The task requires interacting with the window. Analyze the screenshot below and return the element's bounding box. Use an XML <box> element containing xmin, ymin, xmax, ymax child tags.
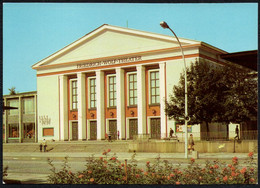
<box><xmin>89</xmin><ymin>78</ymin><xmax>96</xmax><ymax>108</ymax></box>
<box><xmin>23</xmin><ymin>97</ymin><xmax>35</xmax><ymax>114</ymax></box>
<box><xmin>128</xmin><ymin>73</ymin><xmax>137</xmax><ymax>106</ymax></box>
<box><xmin>23</xmin><ymin>123</ymin><xmax>35</xmax><ymax>138</ymax></box>
<box><xmin>71</xmin><ymin>80</ymin><xmax>78</xmax><ymax>110</ymax></box>
<box><xmin>150</xmin><ymin>71</ymin><xmax>160</xmax><ymax>104</ymax></box>
<box><xmin>7</xmin><ymin>99</ymin><xmax>19</xmax><ymax>115</ymax></box>
<box><xmin>9</xmin><ymin>124</ymin><xmax>19</xmax><ymax>138</ymax></box>
<box><xmin>108</xmin><ymin>76</ymin><xmax>116</xmax><ymax>107</ymax></box>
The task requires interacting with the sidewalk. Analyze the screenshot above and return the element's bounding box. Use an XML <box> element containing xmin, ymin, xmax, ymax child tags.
<box><xmin>3</xmin><ymin>150</ymin><xmax>252</xmax><ymax>160</ymax></box>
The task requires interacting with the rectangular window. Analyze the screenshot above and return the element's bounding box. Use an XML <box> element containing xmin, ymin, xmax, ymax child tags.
<box><xmin>89</xmin><ymin>78</ymin><xmax>96</xmax><ymax>108</ymax></box>
<box><xmin>23</xmin><ymin>97</ymin><xmax>35</xmax><ymax>114</ymax></box>
<box><xmin>7</xmin><ymin>99</ymin><xmax>19</xmax><ymax>115</ymax></box>
<box><xmin>9</xmin><ymin>124</ymin><xmax>19</xmax><ymax>138</ymax></box>
<box><xmin>23</xmin><ymin>123</ymin><xmax>35</xmax><ymax>138</ymax></box>
<box><xmin>71</xmin><ymin>80</ymin><xmax>78</xmax><ymax>110</ymax></box>
<box><xmin>108</xmin><ymin>76</ymin><xmax>116</xmax><ymax>107</ymax></box>
<box><xmin>128</xmin><ymin>73</ymin><xmax>137</xmax><ymax>106</ymax></box>
<box><xmin>150</xmin><ymin>71</ymin><xmax>160</xmax><ymax>104</ymax></box>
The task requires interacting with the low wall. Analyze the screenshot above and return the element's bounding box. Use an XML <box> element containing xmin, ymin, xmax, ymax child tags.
<box><xmin>128</xmin><ymin>140</ymin><xmax>258</xmax><ymax>153</ymax></box>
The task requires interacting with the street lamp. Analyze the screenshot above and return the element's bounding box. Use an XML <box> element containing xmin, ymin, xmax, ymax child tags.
<box><xmin>160</xmin><ymin>21</ymin><xmax>189</xmax><ymax>158</ymax></box>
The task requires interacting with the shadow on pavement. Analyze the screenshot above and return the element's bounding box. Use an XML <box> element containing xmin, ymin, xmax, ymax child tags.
<box><xmin>4</xmin><ymin>179</ymin><xmax>48</xmax><ymax>184</ymax></box>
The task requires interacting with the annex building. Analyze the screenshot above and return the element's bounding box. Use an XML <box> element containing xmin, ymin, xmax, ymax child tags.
<box><xmin>31</xmin><ymin>24</ymin><xmax>244</xmax><ymax>142</ymax></box>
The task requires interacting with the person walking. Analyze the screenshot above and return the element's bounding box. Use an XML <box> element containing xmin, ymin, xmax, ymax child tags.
<box><xmin>235</xmin><ymin>125</ymin><xmax>240</xmax><ymax>140</ymax></box>
<box><xmin>188</xmin><ymin>134</ymin><xmax>195</xmax><ymax>154</ymax></box>
<box><xmin>117</xmin><ymin>130</ymin><xmax>120</xmax><ymax>140</ymax></box>
<box><xmin>42</xmin><ymin>139</ymin><xmax>47</xmax><ymax>152</ymax></box>
<box><xmin>108</xmin><ymin>131</ymin><xmax>112</xmax><ymax>142</ymax></box>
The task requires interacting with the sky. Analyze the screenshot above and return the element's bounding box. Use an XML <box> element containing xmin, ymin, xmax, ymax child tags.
<box><xmin>3</xmin><ymin>3</ymin><xmax>258</xmax><ymax>95</ymax></box>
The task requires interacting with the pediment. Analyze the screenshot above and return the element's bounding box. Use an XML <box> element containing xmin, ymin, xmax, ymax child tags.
<box><xmin>32</xmin><ymin>24</ymin><xmax>200</xmax><ymax>69</ymax></box>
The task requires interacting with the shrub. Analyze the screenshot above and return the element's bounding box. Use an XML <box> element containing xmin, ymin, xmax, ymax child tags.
<box><xmin>47</xmin><ymin>151</ymin><xmax>258</xmax><ymax>184</ymax></box>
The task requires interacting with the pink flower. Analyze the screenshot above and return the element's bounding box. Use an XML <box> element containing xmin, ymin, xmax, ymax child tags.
<box><xmin>248</xmin><ymin>152</ymin><xmax>253</xmax><ymax>157</ymax></box>
<box><xmin>78</xmin><ymin>174</ymin><xmax>84</xmax><ymax>178</ymax></box>
<box><xmin>167</xmin><ymin>176</ymin><xmax>170</xmax><ymax>180</ymax></box>
<box><xmin>231</xmin><ymin>171</ymin><xmax>236</xmax><ymax>177</ymax></box>
<box><xmin>107</xmin><ymin>149</ymin><xmax>111</xmax><ymax>152</ymax></box>
<box><xmin>250</xmin><ymin>178</ymin><xmax>255</xmax><ymax>183</ymax></box>
<box><xmin>135</xmin><ymin>174</ymin><xmax>140</xmax><ymax>178</ymax></box>
<box><xmin>240</xmin><ymin>167</ymin><xmax>247</xmax><ymax>174</ymax></box>
<box><xmin>214</xmin><ymin>164</ymin><xmax>219</xmax><ymax>169</ymax></box>
<box><xmin>90</xmin><ymin>178</ymin><xmax>94</xmax><ymax>182</ymax></box>
<box><xmin>231</xmin><ymin>166</ymin><xmax>236</xmax><ymax>171</ymax></box>
<box><xmin>102</xmin><ymin>151</ymin><xmax>107</xmax><ymax>155</ymax></box>
<box><xmin>111</xmin><ymin>157</ymin><xmax>116</xmax><ymax>160</ymax></box>
<box><xmin>100</xmin><ymin>157</ymin><xmax>103</xmax><ymax>160</ymax></box>
<box><xmin>216</xmin><ymin>177</ymin><xmax>220</xmax><ymax>181</ymax></box>
<box><xmin>228</xmin><ymin>164</ymin><xmax>232</xmax><ymax>168</ymax></box>
<box><xmin>144</xmin><ymin>172</ymin><xmax>148</xmax><ymax>176</ymax></box>
<box><xmin>69</xmin><ymin>171</ymin><xmax>72</xmax><ymax>175</ymax></box>
<box><xmin>170</xmin><ymin>173</ymin><xmax>175</xmax><ymax>177</ymax></box>
<box><xmin>209</xmin><ymin>170</ymin><xmax>213</xmax><ymax>174</ymax></box>
<box><xmin>175</xmin><ymin>181</ymin><xmax>181</xmax><ymax>185</ymax></box>
<box><xmin>199</xmin><ymin>176</ymin><xmax>203</xmax><ymax>180</ymax></box>
<box><xmin>190</xmin><ymin>158</ymin><xmax>195</xmax><ymax>163</ymax></box>
<box><xmin>223</xmin><ymin>176</ymin><xmax>228</xmax><ymax>182</ymax></box>
<box><xmin>88</xmin><ymin>170</ymin><xmax>92</xmax><ymax>174</ymax></box>
<box><xmin>121</xmin><ymin>163</ymin><xmax>124</xmax><ymax>167</ymax></box>
<box><xmin>232</xmin><ymin>156</ymin><xmax>238</xmax><ymax>162</ymax></box>
<box><xmin>146</xmin><ymin>161</ymin><xmax>150</xmax><ymax>165</ymax></box>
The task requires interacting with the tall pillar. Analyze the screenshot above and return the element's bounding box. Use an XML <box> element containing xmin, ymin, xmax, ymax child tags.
<box><xmin>137</xmin><ymin>65</ymin><xmax>146</xmax><ymax>136</ymax></box>
<box><xmin>77</xmin><ymin>72</ymin><xmax>86</xmax><ymax>140</ymax></box>
<box><xmin>96</xmin><ymin>70</ymin><xmax>105</xmax><ymax>140</ymax></box>
<box><xmin>4</xmin><ymin>98</ymin><xmax>7</xmax><ymax>143</ymax></box>
<box><xmin>116</xmin><ymin>67</ymin><xmax>125</xmax><ymax>140</ymax></box>
<box><xmin>19</xmin><ymin>96</ymin><xmax>22</xmax><ymax>143</ymax></box>
<box><xmin>159</xmin><ymin>62</ymin><xmax>166</xmax><ymax>138</ymax></box>
<box><xmin>34</xmin><ymin>94</ymin><xmax>38</xmax><ymax>143</ymax></box>
<box><xmin>59</xmin><ymin>75</ymin><xmax>68</xmax><ymax>141</ymax></box>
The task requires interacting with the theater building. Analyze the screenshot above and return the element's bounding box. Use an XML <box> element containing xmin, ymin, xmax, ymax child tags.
<box><xmin>32</xmin><ymin>24</ymin><xmax>234</xmax><ymax>142</ymax></box>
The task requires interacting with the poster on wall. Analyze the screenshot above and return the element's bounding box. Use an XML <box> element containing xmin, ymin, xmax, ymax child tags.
<box><xmin>176</xmin><ymin>124</ymin><xmax>192</xmax><ymax>133</ymax></box>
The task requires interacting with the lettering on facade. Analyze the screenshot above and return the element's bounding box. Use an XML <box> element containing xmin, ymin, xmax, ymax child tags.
<box><xmin>39</xmin><ymin>115</ymin><xmax>51</xmax><ymax>125</ymax></box>
<box><xmin>77</xmin><ymin>56</ymin><xmax>142</xmax><ymax>69</ymax></box>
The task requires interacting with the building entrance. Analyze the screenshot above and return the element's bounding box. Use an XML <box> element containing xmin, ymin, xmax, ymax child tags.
<box><xmin>90</xmin><ymin>121</ymin><xmax>97</xmax><ymax>140</ymax></box>
<box><xmin>150</xmin><ymin>118</ymin><xmax>161</xmax><ymax>139</ymax></box>
<box><xmin>109</xmin><ymin>120</ymin><xmax>117</xmax><ymax>140</ymax></box>
<box><xmin>72</xmin><ymin>122</ymin><xmax>78</xmax><ymax>141</ymax></box>
<box><xmin>129</xmin><ymin>119</ymin><xmax>138</xmax><ymax>139</ymax></box>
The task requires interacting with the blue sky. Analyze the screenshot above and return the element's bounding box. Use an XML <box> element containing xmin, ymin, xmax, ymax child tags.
<box><xmin>3</xmin><ymin>3</ymin><xmax>258</xmax><ymax>95</ymax></box>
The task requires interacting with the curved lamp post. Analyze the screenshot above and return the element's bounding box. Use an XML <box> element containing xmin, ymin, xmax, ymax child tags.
<box><xmin>160</xmin><ymin>21</ymin><xmax>189</xmax><ymax>158</ymax></box>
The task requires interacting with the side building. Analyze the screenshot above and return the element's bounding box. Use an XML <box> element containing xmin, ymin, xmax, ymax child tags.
<box><xmin>3</xmin><ymin>91</ymin><xmax>37</xmax><ymax>143</ymax></box>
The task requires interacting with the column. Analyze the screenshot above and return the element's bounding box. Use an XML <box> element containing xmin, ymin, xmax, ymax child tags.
<box><xmin>34</xmin><ymin>94</ymin><xmax>38</xmax><ymax>142</ymax></box>
<box><xmin>159</xmin><ymin>62</ymin><xmax>166</xmax><ymax>138</ymax></box>
<box><xmin>116</xmin><ymin>67</ymin><xmax>125</xmax><ymax>140</ymax></box>
<box><xmin>4</xmin><ymin>98</ymin><xmax>7</xmax><ymax>143</ymax></box>
<box><xmin>96</xmin><ymin>70</ymin><xmax>105</xmax><ymax>140</ymax></box>
<box><xmin>19</xmin><ymin>96</ymin><xmax>22</xmax><ymax>143</ymax></box>
<box><xmin>137</xmin><ymin>65</ymin><xmax>146</xmax><ymax>136</ymax></box>
<box><xmin>59</xmin><ymin>75</ymin><xmax>69</xmax><ymax>141</ymax></box>
<box><xmin>77</xmin><ymin>72</ymin><xmax>86</xmax><ymax>141</ymax></box>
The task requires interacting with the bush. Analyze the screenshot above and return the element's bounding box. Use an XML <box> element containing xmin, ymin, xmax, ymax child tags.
<box><xmin>47</xmin><ymin>150</ymin><xmax>258</xmax><ymax>184</ymax></box>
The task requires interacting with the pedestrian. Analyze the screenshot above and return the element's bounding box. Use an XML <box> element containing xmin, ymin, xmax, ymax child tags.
<box><xmin>235</xmin><ymin>125</ymin><xmax>239</xmax><ymax>140</ymax></box>
<box><xmin>117</xmin><ymin>130</ymin><xmax>120</xmax><ymax>140</ymax></box>
<box><xmin>105</xmin><ymin>133</ymin><xmax>108</xmax><ymax>141</ymax></box>
<box><xmin>39</xmin><ymin>143</ymin><xmax>43</xmax><ymax>152</ymax></box>
<box><xmin>43</xmin><ymin>139</ymin><xmax>47</xmax><ymax>152</ymax></box>
<box><xmin>169</xmin><ymin>128</ymin><xmax>174</xmax><ymax>138</ymax></box>
<box><xmin>188</xmin><ymin>134</ymin><xmax>195</xmax><ymax>154</ymax></box>
<box><xmin>108</xmin><ymin>131</ymin><xmax>112</xmax><ymax>142</ymax></box>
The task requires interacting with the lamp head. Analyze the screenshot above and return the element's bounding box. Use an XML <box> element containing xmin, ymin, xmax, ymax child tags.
<box><xmin>160</xmin><ymin>21</ymin><xmax>169</xmax><ymax>29</ymax></box>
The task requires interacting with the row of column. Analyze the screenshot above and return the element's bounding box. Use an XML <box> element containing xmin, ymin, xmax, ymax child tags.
<box><xmin>59</xmin><ymin>63</ymin><xmax>166</xmax><ymax>141</ymax></box>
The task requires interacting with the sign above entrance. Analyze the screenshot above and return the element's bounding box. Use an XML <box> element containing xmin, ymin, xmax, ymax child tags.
<box><xmin>77</xmin><ymin>56</ymin><xmax>142</xmax><ymax>69</ymax></box>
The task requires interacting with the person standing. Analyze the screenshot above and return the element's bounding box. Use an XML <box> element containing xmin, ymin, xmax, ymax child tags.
<box><xmin>43</xmin><ymin>139</ymin><xmax>47</xmax><ymax>152</ymax></box>
<box><xmin>117</xmin><ymin>130</ymin><xmax>120</xmax><ymax>140</ymax></box>
<box><xmin>235</xmin><ymin>125</ymin><xmax>239</xmax><ymax>140</ymax></box>
<box><xmin>188</xmin><ymin>134</ymin><xmax>195</xmax><ymax>154</ymax></box>
<box><xmin>169</xmin><ymin>128</ymin><xmax>174</xmax><ymax>138</ymax></box>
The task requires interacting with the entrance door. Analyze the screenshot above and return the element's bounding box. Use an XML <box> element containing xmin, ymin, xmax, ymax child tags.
<box><xmin>151</xmin><ymin>118</ymin><xmax>161</xmax><ymax>139</ymax></box>
<box><xmin>90</xmin><ymin>121</ymin><xmax>97</xmax><ymax>140</ymax></box>
<box><xmin>109</xmin><ymin>120</ymin><xmax>117</xmax><ymax>140</ymax></box>
<box><xmin>72</xmin><ymin>122</ymin><xmax>78</xmax><ymax>141</ymax></box>
<box><xmin>129</xmin><ymin>119</ymin><xmax>138</xmax><ymax>139</ymax></box>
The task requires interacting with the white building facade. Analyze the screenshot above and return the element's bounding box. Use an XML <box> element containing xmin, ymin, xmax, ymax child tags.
<box><xmin>32</xmin><ymin>24</ymin><xmax>232</xmax><ymax>142</ymax></box>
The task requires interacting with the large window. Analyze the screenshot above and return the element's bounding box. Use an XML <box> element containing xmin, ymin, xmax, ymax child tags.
<box><xmin>71</xmin><ymin>80</ymin><xmax>78</xmax><ymax>110</ymax></box>
<box><xmin>150</xmin><ymin>71</ymin><xmax>160</xmax><ymax>104</ymax></box>
<box><xmin>9</xmin><ymin>124</ymin><xmax>19</xmax><ymax>138</ymax></box>
<box><xmin>7</xmin><ymin>99</ymin><xmax>19</xmax><ymax>115</ymax></box>
<box><xmin>128</xmin><ymin>73</ymin><xmax>137</xmax><ymax>106</ymax></box>
<box><xmin>108</xmin><ymin>76</ymin><xmax>116</xmax><ymax>107</ymax></box>
<box><xmin>23</xmin><ymin>123</ymin><xmax>35</xmax><ymax>139</ymax></box>
<box><xmin>89</xmin><ymin>78</ymin><xmax>96</xmax><ymax>108</ymax></box>
<box><xmin>23</xmin><ymin>97</ymin><xmax>35</xmax><ymax>114</ymax></box>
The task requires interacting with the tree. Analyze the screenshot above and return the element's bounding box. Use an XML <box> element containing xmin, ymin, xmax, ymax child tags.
<box><xmin>8</xmin><ymin>87</ymin><xmax>17</xmax><ymax>95</ymax></box>
<box><xmin>165</xmin><ymin>60</ymin><xmax>257</xmax><ymax>140</ymax></box>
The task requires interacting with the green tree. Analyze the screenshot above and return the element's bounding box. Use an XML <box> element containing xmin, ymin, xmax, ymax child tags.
<box><xmin>165</xmin><ymin>60</ymin><xmax>257</xmax><ymax>139</ymax></box>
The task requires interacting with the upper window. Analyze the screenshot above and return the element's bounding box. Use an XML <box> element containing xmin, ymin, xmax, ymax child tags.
<box><xmin>23</xmin><ymin>97</ymin><xmax>35</xmax><ymax>114</ymax></box>
<box><xmin>128</xmin><ymin>73</ymin><xmax>137</xmax><ymax>106</ymax></box>
<box><xmin>71</xmin><ymin>79</ymin><xmax>78</xmax><ymax>110</ymax></box>
<box><xmin>108</xmin><ymin>75</ymin><xmax>116</xmax><ymax>107</ymax></box>
<box><xmin>150</xmin><ymin>71</ymin><xmax>160</xmax><ymax>104</ymax></box>
<box><xmin>7</xmin><ymin>99</ymin><xmax>19</xmax><ymax>115</ymax></box>
<box><xmin>89</xmin><ymin>78</ymin><xmax>96</xmax><ymax>108</ymax></box>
